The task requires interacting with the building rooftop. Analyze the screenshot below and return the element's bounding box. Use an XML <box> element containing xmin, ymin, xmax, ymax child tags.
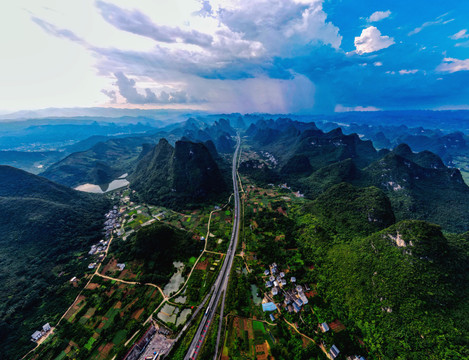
<box><xmin>262</xmin><ymin>302</ymin><xmax>277</xmax><ymax>312</ymax></box>
<box><xmin>330</xmin><ymin>345</ymin><xmax>340</xmax><ymax>359</ymax></box>
<box><xmin>31</xmin><ymin>331</ymin><xmax>42</xmax><ymax>341</ymax></box>
<box><xmin>320</xmin><ymin>322</ymin><xmax>330</xmax><ymax>332</ymax></box>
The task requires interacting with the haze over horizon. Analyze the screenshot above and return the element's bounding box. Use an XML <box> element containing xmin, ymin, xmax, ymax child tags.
<box><xmin>1</xmin><ymin>0</ymin><xmax>469</xmax><ymax>114</ymax></box>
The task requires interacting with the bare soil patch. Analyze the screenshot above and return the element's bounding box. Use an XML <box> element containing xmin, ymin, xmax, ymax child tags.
<box><xmin>86</xmin><ymin>283</ymin><xmax>99</xmax><ymax>290</ymax></box>
<box><xmin>132</xmin><ymin>308</ymin><xmax>144</xmax><ymax>320</ymax></box>
<box><xmin>99</xmin><ymin>343</ymin><xmax>114</xmax><ymax>359</ymax></box>
<box><xmin>329</xmin><ymin>319</ymin><xmax>346</xmax><ymax>333</ymax></box>
<box><xmin>196</xmin><ymin>259</ymin><xmax>208</xmax><ymax>271</ymax></box>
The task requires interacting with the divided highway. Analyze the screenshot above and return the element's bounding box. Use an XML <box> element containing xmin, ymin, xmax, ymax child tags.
<box><xmin>184</xmin><ymin>135</ymin><xmax>241</xmax><ymax>360</ymax></box>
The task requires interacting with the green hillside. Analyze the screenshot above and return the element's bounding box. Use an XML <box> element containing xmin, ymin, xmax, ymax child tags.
<box><xmin>130</xmin><ymin>139</ymin><xmax>229</xmax><ymax>209</ymax></box>
<box><xmin>41</xmin><ymin>136</ymin><xmax>164</xmax><ymax>187</ymax></box>
<box><xmin>361</xmin><ymin>151</ymin><xmax>469</xmax><ymax>232</ymax></box>
<box><xmin>310</xmin><ymin>183</ymin><xmax>396</xmax><ymax>240</ymax></box>
<box><xmin>0</xmin><ymin>166</ymin><xmax>109</xmax><ymax>359</ymax></box>
<box><xmin>298</xmin><ymin>220</ymin><xmax>469</xmax><ymax>359</ymax></box>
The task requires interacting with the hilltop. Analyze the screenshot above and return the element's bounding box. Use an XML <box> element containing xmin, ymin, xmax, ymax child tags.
<box><xmin>130</xmin><ymin>139</ymin><xmax>229</xmax><ymax>209</ymax></box>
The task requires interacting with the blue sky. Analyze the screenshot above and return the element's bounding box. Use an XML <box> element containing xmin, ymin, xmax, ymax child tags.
<box><xmin>1</xmin><ymin>0</ymin><xmax>468</xmax><ymax>113</ymax></box>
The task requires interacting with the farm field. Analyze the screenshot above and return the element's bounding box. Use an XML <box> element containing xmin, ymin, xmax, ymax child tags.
<box><xmin>29</xmin><ymin>277</ymin><xmax>163</xmax><ymax>360</ymax></box>
<box><xmin>223</xmin><ymin>317</ymin><xmax>275</xmax><ymax>359</ymax></box>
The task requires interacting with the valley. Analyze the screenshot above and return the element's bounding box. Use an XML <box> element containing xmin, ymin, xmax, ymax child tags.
<box><xmin>1</xmin><ymin>113</ymin><xmax>468</xmax><ymax>360</ymax></box>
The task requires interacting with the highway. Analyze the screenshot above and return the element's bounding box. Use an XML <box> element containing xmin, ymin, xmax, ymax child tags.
<box><xmin>184</xmin><ymin>135</ymin><xmax>241</xmax><ymax>360</ymax></box>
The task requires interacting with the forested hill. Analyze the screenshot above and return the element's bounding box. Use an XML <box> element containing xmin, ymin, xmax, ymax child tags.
<box><xmin>243</xmin><ymin>118</ymin><xmax>469</xmax><ymax>232</ymax></box>
<box><xmin>130</xmin><ymin>138</ymin><xmax>229</xmax><ymax>209</ymax></box>
<box><xmin>41</xmin><ymin>135</ymin><xmax>166</xmax><ymax>187</ymax></box>
<box><xmin>299</xmin><ymin>218</ymin><xmax>469</xmax><ymax>359</ymax></box>
<box><xmin>0</xmin><ymin>166</ymin><xmax>110</xmax><ymax>358</ymax></box>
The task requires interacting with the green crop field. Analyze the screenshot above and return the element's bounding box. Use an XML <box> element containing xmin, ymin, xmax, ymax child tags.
<box><xmin>84</xmin><ymin>337</ymin><xmax>97</xmax><ymax>351</ymax></box>
<box><xmin>112</xmin><ymin>330</ymin><xmax>127</xmax><ymax>345</ymax></box>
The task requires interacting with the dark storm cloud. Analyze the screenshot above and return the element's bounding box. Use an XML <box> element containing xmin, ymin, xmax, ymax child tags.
<box><xmin>96</xmin><ymin>1</ymin><xmax>213</xmax><ymax>47</ymax></box>
<box><xmin>114</xmin><ymin>72</ymin><xmax>205</xmax><ymax>104</ymax></box>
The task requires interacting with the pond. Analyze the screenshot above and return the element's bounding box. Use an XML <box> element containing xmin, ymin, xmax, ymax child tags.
<box><xmin>75</xmin><ymin>174</ymin><xmax>129</xmax><ymax>193</ymax></box>
<box><xmin>157</xmin><ymin>304</ymin><xmax>177</xmax><ymax>324</ymax></box>
<box><xmin>163</xmin><ymin>262</ymin><xmax>185</xmax><ymax>296</ymax></box>
<box><xmin>174</xmin><ymin>296</ymin><xmax>187</xmax><ymax>304</ymax></box>
<box><xmin>251</xmin><ymin>284</ymin><xmax>262</xmax><ymax>305</ymax></box>
<box><xmin>175</xmin><ymin>308</ymin><xmax>191</xmax><ymax>327</ymax></box>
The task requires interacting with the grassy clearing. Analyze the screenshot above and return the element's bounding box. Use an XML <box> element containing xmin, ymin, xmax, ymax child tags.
<box><xmin>84</xmin><ymin>337</ymin><xmax>97</xmax><ymax>351</ymax></box>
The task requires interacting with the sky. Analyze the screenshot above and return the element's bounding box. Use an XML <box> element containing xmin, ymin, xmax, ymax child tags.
<box><xmin>1</xmin><ymin>0</ymin><xmax>469</xmax><ymax>114</ymax></box>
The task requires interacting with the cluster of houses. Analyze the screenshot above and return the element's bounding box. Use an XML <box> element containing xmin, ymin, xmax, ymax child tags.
<box><xmin>264</xmin><ymin>263</ymin><xmax>310</xmax><ymax>313</ymax></box>
<box><xmin>88</xmin><ymin>239</ymin><xmax>110</xmax><ymax>269</ymax></box>
<box><xmin>283</xmin><ymin>285</ymin><xmax>309</xmax><ymax>313</ymax></box>
<box><xmin>262</xmin><ymin>263</ymin><xmax>367</xmax><ymax>360</ymax></box>
<box><xmin>104</xmin><ymin>206</ymin><xmax>121</xmax><ymax>238</ymax></box>
<box><xmin>260</xmin><ymin>151</ymin><xmax>278</xmax><ymax>166</ymax></box>
<box><xmin>87</xmin><ymin>206</ymin><xmax>124</xmax><ymax>269</ymax></box>
<box><xmin>31</xmin><ymin>323</ymin><xmax>51</xmax><ymax>342</ymax></box>
<box><xmin>88</xmin><ymin>239</ymin><xmax>109</xmax><ymax>256</ymax></box>
<box><xmin>264</xmin><ymin>263</ymin><xmax>293</xmax><ymax>293</ymax></box>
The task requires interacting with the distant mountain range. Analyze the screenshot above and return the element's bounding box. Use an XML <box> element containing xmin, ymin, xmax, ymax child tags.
<box><xmin>0</xmin><ymin>107</ymin><xmax>206</xmax><ymax>121</ymax></box>
<box><xmin>242</xmin><ymin>118</ymin><xmax>469</xmax><ymax>232</ymax></box>
<box><xmin>39</xmin><ymin>119</ymin><xmax>237</xmax><ymax>188</ymax></box>
<box><xmin>2</xmin><ymin>111</ymin><xmax>465</xmax><ymax>232</ymax></box>
<box><xmin>26</xmin><ymin>113</ymin><xmax>469</xmax><ymax>232</ymax></box>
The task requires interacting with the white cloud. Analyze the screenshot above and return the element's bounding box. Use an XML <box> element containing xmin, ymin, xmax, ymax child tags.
<box><xmin>211</xmin><ymin>0</ymin><xmax>343</xmax><ymax>54</ymax></box>
<box><xmin>450</xmin><ymin>29</ymin><xmax>469</xmax><ymax>40</ymax></box>
<box><xmin>437</xmin><ymin>58</ymin><xmax>469</xmax><ymax>73</ymax></box>
<box><xmin>354</xmin><ymin>26</ymin><xmax>395</xmax><ymax>55</ymax></box>
<box><xmin>0</xmin><ymin>0</ymin><xmax>343</xmax><ymax>111</ymax></box>
<box><xmin>0</xmin><ymin>1</ymin><xmax>112</xmax><ymax>111</ymax></box>
<box><xmin>335</xmin><ymin>104</ymin><xmax>380</xmax><ymax>112</ymax></box>
<box><xmin>408</xmin><ymin>14</ymin><xmax>454</xmax><ymax>36</ymax></box>
<box><xmin>399</xmin><ymin>69</ymin><xmax>419</xmax><ymax>75</ymax></box>
<box><xmin>367</xmin><ymin>10</ymin><xmax>391</xmax><ymax>23</ymax></box>
<box><xmin>373</xmin><ymin>61</ymin><xmax>383</xmax><ymax>66</ymax></box>
<box><xmin>455</xmin><ymin>40</ymin><xmax>469</xmax><ymax>48</ymax></box>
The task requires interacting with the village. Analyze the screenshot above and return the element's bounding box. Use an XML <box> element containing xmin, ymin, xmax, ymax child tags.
<box><xmin>28</xmin><ymin>162</ymin><xmax>370</xmax><ymax>359</ymax></box>
<box><xmin>258</xmin><ymin>262</ymin><xmax>366</xmax><ymax>360</ymax></box>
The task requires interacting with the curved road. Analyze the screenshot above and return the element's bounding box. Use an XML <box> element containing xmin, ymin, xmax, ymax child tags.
<box><xmin>184</xmin><ymin>135</ymin><xmax>241</xmax><ymax>360</ymax></box>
